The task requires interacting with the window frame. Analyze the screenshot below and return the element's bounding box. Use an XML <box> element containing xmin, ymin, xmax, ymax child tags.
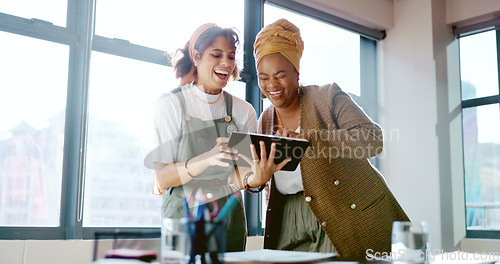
<box><xmin>460</xmin><ymin>29</ymin><xmax>500</xmax><ymax>239</ymax></box>
<box><xmin>253</xmin><ymin>0</ymin><xmax>380</xmax><ymax>235</ymax></box>
<box><xmin>0</xmin><ymin>0</ymin><xmax>379</xmax><ymax>239</ymax></box>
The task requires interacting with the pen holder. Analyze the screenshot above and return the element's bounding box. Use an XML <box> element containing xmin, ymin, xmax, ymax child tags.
<box><xmin>189</xmin><ymin>219</ymin><xmax>227</xmax><ymax>264</ymax></box>
<box><xmin>161</xmin><ymin>217</ymin><xmax>227</xmax><ymax>264</ymax></box>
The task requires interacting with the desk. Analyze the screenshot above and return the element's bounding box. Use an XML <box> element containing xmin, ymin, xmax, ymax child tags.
<box><xmin>92</xmin><ymin>256</ymin><xmax>397</xmax><ymax>264</ymax></box>
<box><xmin>93</xmin><ymin>250</ymin><xmax>500</xmax><ymax>264</ymax></box>
<box><xmin>92</xmin><ymin>259</ymin><xmax>384</xmax><ymax>264</ymax></box>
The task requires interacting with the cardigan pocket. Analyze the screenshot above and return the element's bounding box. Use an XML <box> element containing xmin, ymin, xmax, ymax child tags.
<box><xmin>361</xmin><ymin>193</ymin><xmax>386</xmax><ymax>212</ymax></box>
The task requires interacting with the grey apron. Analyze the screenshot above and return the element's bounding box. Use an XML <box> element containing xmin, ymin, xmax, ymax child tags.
<box><xmin>161</xmin><ymin>86</ymin><xmax>247</xmax><ymax>252</ymax></box>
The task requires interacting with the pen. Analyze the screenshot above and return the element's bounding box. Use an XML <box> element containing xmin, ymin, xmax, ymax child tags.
<box><xmin>182</xmin><ymin>195</ymin><xmax>191</xmax><ymax>220</ymax></box>
<box><xmin>206</xmin><ymin>191</ymin><xmax>242</xmax><ymax>238</ymax></box>
<box><xmin>189</xmin><ymin>190</ymin><xmax>208</xmax><ymax>264</ymax></box>
<box><xmin>194</xmin><ymin>204</ymin><xmax>207</xmax><ymax>264</ymax></box>
<box><xmin>208</xmin><ymin>201</ymin><xmax>219</xmax><ymax>220</ymax></box>
<box><xmin>213</xmin><ymin>191</ymin><xmax>241</xmax><ymax>223</ymax></box>
<box><xmin>191</xmin><ymin>189</ymin><xmax>203</xmax><ymax>221</ymax></box>
<box><xmin>181</xmin><ymin>194</ymin><xmax>194</xmax><ymax>262</ymax></box>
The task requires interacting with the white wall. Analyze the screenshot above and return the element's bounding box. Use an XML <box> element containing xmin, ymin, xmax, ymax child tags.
<box><xmin>431</xmin><ymin>0</ymin><xmax>467</xmax><ymax>251</ymax></box>
<box><xmin>378</xmin><ymin>0</ymin><xmax>443</xmax><ymax>250</ymax></box>
<box><xmin>0</xmin><ymin>240</ymin><xmax>93</xmax><ymax>264</ymax></box>
<box><xmin>0</xmin><ymin>237</ymin><xmax>264</xmax><ymax>264</ymax></box>
<box><xmin>294</xmin><ymin>0</ymin><xmax>500</xmax><ymax>30</ymax></box>
<box><xmin>446</xmin><ymin>0</ymin><xmax>500</xmax><ymax>25</ymax></box>
<box><xmin>292</xmin><ymin>0</ymin><xmax>394</xmax><ymax>30</ymax></box>
<box><xmin>378</xmin><ymin>0</ymin><xmax>500</xmax><ymax>253</ymax></box>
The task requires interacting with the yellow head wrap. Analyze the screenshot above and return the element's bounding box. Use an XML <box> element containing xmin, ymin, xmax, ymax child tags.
<box><xmin>254</xmin><ymin>18</ymin><xmax>304</xmax><ymax>73</ymax></box>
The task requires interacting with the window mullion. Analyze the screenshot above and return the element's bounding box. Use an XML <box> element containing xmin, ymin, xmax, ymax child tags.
<box><xmin>0</xmin><ymin>12</ymin><xmax>75</xmax><ymax>45</ymax></box>
<box><xmin>360</xmin><ymin>36</ymin><xmax>378</xmax><ymax>122</ymax></box>
<box><xmin>0</xmin><ymin>227</ymin><xmax>65</xmax><ymax>240</ymax></box>
<box><xmin>497</xmin><ymin>29</ymin><xmax>500</xmax><ymax>97</ymax></box>
<box><xmin>462</xmin><ymin>95</ymin><xmax>500</xmax><ymax>108</ymax></box>
<box><xmin>61</xmin><ymin>0</ymin><xmax>95</xmax><ymax>239</ymax></box>
<box><xmin>243</xmin><ymin>0</ymin><xmax>264</xmax><ymax>236</ymax></box>
<box><xmin>92</xmin><ymin>35</ymin><xmax>170</xmax><ymax>66</ymax></box>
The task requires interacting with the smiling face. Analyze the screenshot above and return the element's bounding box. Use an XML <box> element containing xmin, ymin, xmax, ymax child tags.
<box><xmin>257</xmin><ymin>53</ymin><xmax>300</xmax><ymax>109</ymax></box>
<box><xmin>193</xmin><ymin>36</ymin><xmax>236</xmax><ymax>93</ymax></box>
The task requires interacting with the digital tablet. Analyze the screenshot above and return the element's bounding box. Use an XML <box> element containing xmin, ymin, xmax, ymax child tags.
<box><xmin>227</xmin><ymin>131</ymin><xmax>310</xmax><ymax>171</ymax></box>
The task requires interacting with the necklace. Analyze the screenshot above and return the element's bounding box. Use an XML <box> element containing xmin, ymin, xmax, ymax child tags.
<box><xmin>275</xmin><ymin>108</ymin><xmax>300</xmax><ymax>131</ymax></box>
<box><xmin>193</xmin><ymin>89</ymin><xmax>222</xmax><ymax>104</ymax></box>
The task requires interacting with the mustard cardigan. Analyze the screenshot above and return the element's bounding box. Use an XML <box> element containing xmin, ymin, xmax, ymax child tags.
<box><xmin>259</xmin><ymin>83</ymin><xmax>410</xmax><ymax>258</ymax></box>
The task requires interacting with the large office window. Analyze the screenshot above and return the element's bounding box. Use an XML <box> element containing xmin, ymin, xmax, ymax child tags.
<box><xmin>0</xmin><ymin>0</ymin><xmax>246</xmax><ymax>238</ymax></box>
<box><xmin>262</xmin><ymin>3</ymin><xmax>361</xmax><ymax>112</ymax></box>
<box><xmin>265</xmin><ymin>4</ymin><xmax>360</xmax><ymax>94</ymax></box>
<box><xmin>0</xmin><ymin>0</ymin><xmax>67</xmax><ymax>27</ymax></box>
<box><xmin>0</xmin><ymin>31</ymin><xmax>68</xmax><ymax>227</ymax></box>
<box><xmin>83</xmin><ymin>0</ymin><xmax>245</xmax><ymax>228</ymax></box>
<box><xmin>459</xmin><ymin>30</ymin><xmax>500</xmax><ymax>237</ymax></box>
<box><xmin>0</xmin><ymin>0</ymin><xmax>379</xmax><ymax>239</ymax></box>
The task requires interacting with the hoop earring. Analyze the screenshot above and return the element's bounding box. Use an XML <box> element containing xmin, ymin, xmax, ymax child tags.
<box><xmin>297</xmin><ymin>85</ymin><xmax>303</xmax><ymax>96</ymax></box>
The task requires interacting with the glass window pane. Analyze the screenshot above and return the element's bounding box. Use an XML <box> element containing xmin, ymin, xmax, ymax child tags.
<box><xmin>84</xmin><ymin>52</ymin><xmax>173</xmax><ymax>227</ymax></box>
<box><xmin>94</xmin><ymin>0</ymin><xmax>245</xmax><ymax>69</ymax></box>
<box><xmin>264</xmin><ymin>4</ymin><xmax>360</xmax><ymax>96</ymax></box>
<box><xmin>460</xmin><ymin>30</ymin><xmax>499</xmax><ymax>100</ymax></box>
<box><xmin>0</xmin><ymin>32</ymin><xmax>68</xmax><ymax>226</ymax></box>
<box><xmin>463</xmin><ymin>104</ymin><xmax>500</xmax><ymax>229</ymax></box>
<box><xmin>223</xmin><ymin>80</ymin><xmax>246</xmax><ymax>101</ymax></box>
<box><xmin>0</xmin><ymin>0</ymin><xmax>67</xmax><ymax>27</ymax></box>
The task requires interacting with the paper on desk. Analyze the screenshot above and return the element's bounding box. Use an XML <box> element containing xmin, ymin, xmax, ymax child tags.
<box><xmin>223</xmin><ymin>249</ymin><xmax>338</xmax><ymax>263</ymax></box>
<box><xmin>321</xmin><ymin>261</ymin><xmax>359</xmax><ymax>264</ymax></box>
<box><xmin>93</xmin><ymin>259</ymin><xmax>148</xmax><ymax>264</ymax></box>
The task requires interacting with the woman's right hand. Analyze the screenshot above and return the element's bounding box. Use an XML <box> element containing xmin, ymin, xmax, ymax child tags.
<box><xmin>199</xmin><ymin>137</ymin><xmax>239</xmax><ymax>168</ymax></box>
<box><xmin>155</xmin><ymin>137</ymin><xmax>238</xmax><ymax>190</ymax></box>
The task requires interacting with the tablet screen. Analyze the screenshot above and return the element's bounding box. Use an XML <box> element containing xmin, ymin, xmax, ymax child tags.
<box><xmin>228</xmin><ymin>132</ymin><xmax>310</xmax><ymax>171</ymax></box>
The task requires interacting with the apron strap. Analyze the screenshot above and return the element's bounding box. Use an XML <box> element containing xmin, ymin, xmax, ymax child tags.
<box><xmin>172</xmin><ymin>86</ymin><xmax>187</xmax><ymax>117</ymax></box>
<box><xmin>171</xmin><ymin>86</ymin><xmax>190</xmax><ymax>154</ymax></box>
<box><xmin>223</xmin><ymin>90</ymin><xmax>233</xmax><ymax>117</ymax></box>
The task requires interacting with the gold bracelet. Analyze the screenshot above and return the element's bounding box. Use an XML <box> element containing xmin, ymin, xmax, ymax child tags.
<box><xmin>184</xmin><ymin>157</ymin><xmax>196</xmax><ymax>178</ymax></box>
<box><xmin>243</xmin><ymin>171</ymin><xmax>265</xmax><ymax>193</ymax></box>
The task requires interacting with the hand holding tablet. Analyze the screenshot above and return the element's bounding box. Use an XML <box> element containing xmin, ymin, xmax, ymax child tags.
<box><xmin>227</xmin><ymin>132</ymin><xmax>310</xmax><ymax>171</ymax></box>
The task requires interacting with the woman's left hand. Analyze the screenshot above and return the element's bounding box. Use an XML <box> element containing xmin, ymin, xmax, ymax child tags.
<box><xmin>237</xmin><ymin>141</ymin><xmax>291</xmax><ymax>188</ymax></box>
